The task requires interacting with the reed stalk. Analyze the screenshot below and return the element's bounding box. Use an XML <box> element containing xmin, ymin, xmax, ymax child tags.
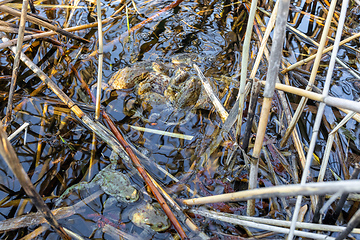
<box><xmin>260</xmin><ymin>81</ymin><xmax>360</xmax><ymax>113</ymax></box>
<box><xmin>190</xmin><ymin>209</ymin><xmax>335</xmax><ymax>239</ymax></box>
<box><xmin>247</xmin><ymin>0</ymin><xmax>290</xmax><ymax>216</ymax></box>
<box><xmin>318</xmin><ymin>108</ymin><xmax>359</xmax><ymax>182</ymax></box>
<box><xmin>182</xmin><ymin>180</ymin><xmax>360</xmax><ymax>205</ymax></box>
<box><xmin>191</xmin><ymin>208</ymin><xmax>360</xmax><ymax>237</ymax></box>
<box><xmin>194</xmin><ymin>64</ymin><xmax>228</xmax><ymax>122</ymax></box>
<box><xmin>95</xmin><ymin>0</ymin><xmax>103</xmax><ymax>120</ymax></box>
<box><xmin>235</xmin><ymin>0</ymin><xmax>258</xmax><ymax>139</ymax></box>
<box><xmin>280</xmin><ymin>0</ymin><xmax>337</xmax><ymax>148</ymax></box>
<box><xmin>242</xmin><ymin>0</ymin><xmax>278</xmax><ymax>152</ymax></box>
<box><xmin>287</xmin><ymin>1</ymin><xmax>349</xmax><ymax>238</ymax></box>
<box><xmin>251</xmin><ymin>3</ymin><xmax>307</xmax><ymax>170</ymax></box>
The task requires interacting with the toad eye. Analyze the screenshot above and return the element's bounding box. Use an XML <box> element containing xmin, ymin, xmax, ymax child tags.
<box><xmin>125</xmin><ymin>196</ymin><xmax>131</xmax><ymax>200</ymax></box>
<box><xmin>157</xmin><ymin>223</ymin><xmax>163</xmax><ymax>228</ymax></box>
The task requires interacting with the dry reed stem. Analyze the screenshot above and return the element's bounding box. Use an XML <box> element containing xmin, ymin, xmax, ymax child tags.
<box><xmin>251</xmin><ymin>3</ymin><xmax>307</xmax><ymax>170</ymax></box>
<box><xmin>0</xmin><ymin>25</ymin><xmax>35</xmax><ymax>34</ymax></box>
<box><xmin>280</xmin><ymin>0</ymin><xmax>337</xmax><ymax>149</ymax></box>
<box><xmin>240</xmin><ymin>1</ymin><xmax>277</xmax><ymax>151</ymax></box>
<box><xmin>235</xmin><ymin>0</ymin><xmax>259</xmax><ymax>139</ymax></box>
<box><xmin>95</xmin><ymin>0</ymin><xmax>103</xmax><ymax>120</ymax></box>
<box><xmin>260</xmin><ymin>81</ymin><xmax>360</xmax><ymax>113</ymax></box>
<box><xmin>193</xmin><ymin>64</ymin><xmax>228</xmax><ymax>122</ymax></box>
<box><xmin>247</xmin><ymin>97</ymin><xmax>271</xmax><ymax>216</ymax></box>
<box><xmin>248</xmin><ymin>0</ymin><xmax>290</xmax><ymax>216</ymax></box>
<box><xmin>182</xmin><ymin>180</ymin><xmax>360</xmax><ymax>205</ymax></box>
<box><xmin>290</xmin><ymin>71</ymin><xmax>360</xmax><ymax>123</ymax></box>
<box><xmin>190</xmin><ymin>209</ymin><xmax>335</xmax><ymax>239</ymax></box>
<box><xmin>193</xmin><ymin>209</ymin><xmax>360</xmax><ymax>234</ymax></box>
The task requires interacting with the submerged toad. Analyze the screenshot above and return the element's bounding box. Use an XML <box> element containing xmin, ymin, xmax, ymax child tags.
<box><xmin>129</xmin><ymin>202</ymin><xmax>171</xmax><ymax>232</ymax></box>
<box><xmin>56</xmin><ymin>163</ymin><xmax>170</xmax><ymax>233</ymax></box>
<box><xmin>56</xmin><ymin>164</ymin><xmax>139</xmax><ymax>205</ymax></box>
<box><xmin>108</xmin><ymin>58</ymin><xmax>202</xmax><ymax>119</ymax></box>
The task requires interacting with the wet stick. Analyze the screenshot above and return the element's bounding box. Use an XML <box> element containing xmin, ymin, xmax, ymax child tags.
<box><xmin>247</xmin><ymin>0</ymin><xmax>290</xmax><ymax>216</ymax></box>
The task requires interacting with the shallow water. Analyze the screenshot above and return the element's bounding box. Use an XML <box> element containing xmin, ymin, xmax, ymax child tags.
<box><xmin>0</xmin><ymin>0</ymin><xmax>360</xmax><ymax>239</ymax></box>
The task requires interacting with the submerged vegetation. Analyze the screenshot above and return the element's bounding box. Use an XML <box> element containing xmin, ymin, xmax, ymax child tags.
<box><xmin>1</xmin><ymin>0</ymin><xmax>360</xmax><ymax>239</ymax></box>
